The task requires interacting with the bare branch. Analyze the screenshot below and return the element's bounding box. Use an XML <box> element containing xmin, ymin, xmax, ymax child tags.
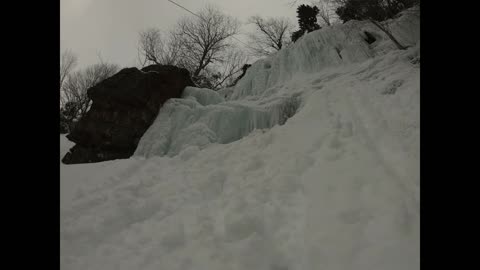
<box><xmin>61</xmin><ymin>62</ymin><xmax>120</xmax><ymax>120</ymax></box>
<box><xmin>60</xmin><ymin>50</ymin><xmax>78</xmax><ymax>92</ymax></box>
<box><xmin>138</xmin><ymin>28</ymin><xmax>164</xmax><ymax>65</ymax></box>
<box><xmin>173</xmin><ymin>4</ymin><xmax>240</xmax><ymax>77</ymax></box>
<box><xmin>210</xmin><ymin>49</ymin><xmax>249</xmax><ymax>89</ymax></box>
<box><xmin>247</xmin><ymin>15</ymin><xmax>294</xmax><ymax>57</ymax></box>
<box><xmin>311</xmin><ymin>0</ymin><xmax>340</xmax><ymax>26</ymax></box>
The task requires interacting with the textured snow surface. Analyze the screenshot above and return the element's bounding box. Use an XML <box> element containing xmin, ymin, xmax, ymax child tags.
<box><xmin>61</xmin><ymin>10</ymin><xmax>420</xmax><ymax>270</ymax></box>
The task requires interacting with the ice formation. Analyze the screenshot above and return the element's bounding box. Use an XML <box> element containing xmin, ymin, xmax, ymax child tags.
<box><xmin>135</xmin><ymin>9</ymin><xmax>419</xmax><ymax>158</ymax></box>
<box><xmin>135</xmin><ymin>86</ymin><xmax>302</xmax><ymax>157</ymax></box>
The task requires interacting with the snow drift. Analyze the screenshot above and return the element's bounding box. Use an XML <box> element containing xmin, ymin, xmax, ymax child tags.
<box><xmin>61</xmin><ymin>9</ymin><xmax>420</xmax><ymax>270</ymax></box>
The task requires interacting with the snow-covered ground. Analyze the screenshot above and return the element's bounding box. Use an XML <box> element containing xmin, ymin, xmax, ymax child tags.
<box><xmin>61</xmin><ymin>10</ymin><xmax>419</xmax><ymax>270</ymax></box>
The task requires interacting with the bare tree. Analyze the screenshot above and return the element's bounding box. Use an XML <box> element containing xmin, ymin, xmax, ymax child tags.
<box><xmin>311</xmin><ymin>0</ymin><xmax>339</xmax><ymax>26</ymax></box>
<box><xmin>247</xmin><ymin>16</ymin><xmax>294</xmax><ymax>56</ymax></box>
<box><xmin>60</xmin><ymin>50</ymin><xmax>78</xmax><ymax>96</ymax></box>
<box><xmin>137</xmin><ymin>5</ymin><xmax>244</xmax><ymax>90</ymax></box>
<box><xmin>138</xmin><ymin>28</ymin><xmax>164</xmax><ymax>66</ymax></box>
<box><xmin>138</xmin><ymin>28</ymin><xmax>182</xmax><ymax>67</ymax></box>
<box><xmin>210</xmin><ymin>49</ymin><xmax>250</xmax><ymax>89</ymax></box>
<box><xmin>173</xmin><ymin>5</ymin><xmax>240</xmax><ymax>78</ymax></box>
<box><xmin>62</xmin><ymin>62</ymin><xmax>119</xmax><ymax>122</ymax></box>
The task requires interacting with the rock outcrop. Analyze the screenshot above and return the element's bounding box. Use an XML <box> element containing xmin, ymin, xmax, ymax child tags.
<box><xmin>62</xmin><ymin>65</ymin><xmax>195</xmax><ymax>164</ymax></box>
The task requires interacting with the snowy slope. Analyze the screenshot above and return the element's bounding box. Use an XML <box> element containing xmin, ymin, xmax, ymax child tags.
<box><xmin>61</xmin><ymin>10</ymin><xmax>420</xmax><ymax>270</ymax></box>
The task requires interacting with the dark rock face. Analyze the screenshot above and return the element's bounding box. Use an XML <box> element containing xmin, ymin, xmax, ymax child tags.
<box><xmin>62</xmin><ymin>65</ymin><xmax>195</xmax><ymax>164</ymax></box>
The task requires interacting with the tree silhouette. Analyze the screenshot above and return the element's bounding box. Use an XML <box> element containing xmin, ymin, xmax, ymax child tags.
<box><xmin>298</xmin><ymin>4</ymin><xmax>321</xmax><ymax>32</ymax></box>
<box><xmin>291</xmin><ymin>4</ymin><xmax>321</xmax><ymax>42</ymax></box>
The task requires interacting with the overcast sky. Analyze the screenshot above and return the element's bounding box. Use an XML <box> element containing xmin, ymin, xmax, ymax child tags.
<box><xmin>61</xmin><ymin>0</ymin><xmax>303</xmax><ymax>69</ymax></box>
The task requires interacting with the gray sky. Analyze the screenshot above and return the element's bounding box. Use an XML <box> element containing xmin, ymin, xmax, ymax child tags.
<box><xmin>61</xmin><ymin>0</ymin><xmax>301</xmax><ymax>69</ymax></box>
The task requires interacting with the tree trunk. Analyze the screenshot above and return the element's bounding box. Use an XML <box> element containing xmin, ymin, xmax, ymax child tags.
<box><xmin>369</xmin><ymin>19</ymin><xmax>408</xmax><ymax>50</ymax></box>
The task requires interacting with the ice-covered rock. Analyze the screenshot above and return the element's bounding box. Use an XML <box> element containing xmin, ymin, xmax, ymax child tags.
<box><xmin>135</xmin><ymin>89</ymin><xmax>302</xmax><ymax>157</ymax></box>
<box><xmin>182</xmin><ymin>86</ymin><xmax>225</xmax><ymax>106</ymax></box>
<box><xmin>135</xmin><ymin>10</ymin><xmax>419</xmax><ymax>158</ymax></box>
<box><xmin>230</xmin><ymin>10</ymin><xmax>419</xmax><ymax>100</ymax></box>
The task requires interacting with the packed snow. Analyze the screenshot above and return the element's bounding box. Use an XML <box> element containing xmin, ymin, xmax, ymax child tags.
<box><xmin>61</xmin><ymin>10</ymin><xmax>420</xmax><ymax>270</ymax></box>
